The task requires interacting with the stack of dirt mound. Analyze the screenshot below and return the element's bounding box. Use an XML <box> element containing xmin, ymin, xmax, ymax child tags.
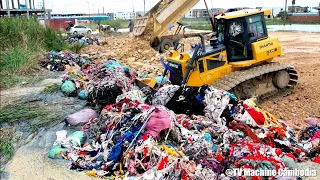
<box><xmin>82</xmin><ymin>36</ymin><xmax>164</xmax><ymax>77</ymax></box>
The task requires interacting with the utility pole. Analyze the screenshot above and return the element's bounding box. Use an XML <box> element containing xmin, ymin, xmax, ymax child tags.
<box><xmin>144</xmin><ymin>0</ymin><xmax>145</xmax><ymax>14</ymax></box>
<box><xmin>87</xmin><ymin>1</ymin><xmax>90</xmax><ymax>17</ymax></box>
<box><xmin>6</xmin><ymin>0</ymin><xmax>10</xmax><ymax>17</ymax></box>
<box><xmin>42</xmin><ymin>0</ymin><xmax>46</xmax><ymax>20</ymax></box>
<box><xmin>103</xmin><ymin>7</ymin><xmax>104</xmax><ymax>15</ymax></box>
<box><xmin>25</xmin><ymin>0</ymin><xmax>29</xmax><ymax>18</ymax></box>
<box><xmin>284</xmin><ymin>0</ymin><xmax>287</xmax><ymax>25</ymax></box>
<box><xmin>132</xmin><ymin>0</ymin><xmax>134</xmax><ymax>12</ymax></box>
<box><xmin>11</xmin><ymin>0</ymin><xmax>14</xmax><ymax>9</ymax></box>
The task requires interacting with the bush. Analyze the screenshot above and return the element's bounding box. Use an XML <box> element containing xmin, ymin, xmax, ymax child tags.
<box><xmin>0</xmin><ymin>17</ymin><xmax>67</xmax><ymax>88</ymax></box>
<box><xmin>68</xmin><ymin>43</ymin><xmax>85</xmax><ymax>53</ymax></box>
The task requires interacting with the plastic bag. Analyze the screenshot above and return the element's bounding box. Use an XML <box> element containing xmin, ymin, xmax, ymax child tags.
<box><xmin>65</xmin><ymin>108</ymin><xmax>98</xmax><ymax>126</ymax></box>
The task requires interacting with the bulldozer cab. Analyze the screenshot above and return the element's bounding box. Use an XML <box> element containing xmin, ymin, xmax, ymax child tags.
<box><xmin>216</xmin><ymin>10</ymin><xmax>269</xmax><ymax>62</ymax></box>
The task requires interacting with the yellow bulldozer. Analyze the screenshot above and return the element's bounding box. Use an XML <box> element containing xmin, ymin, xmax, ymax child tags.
<box><xmin>134</xmin><ymin>1</ymin><xmax>298</xmax><ymax>100</ymax></box>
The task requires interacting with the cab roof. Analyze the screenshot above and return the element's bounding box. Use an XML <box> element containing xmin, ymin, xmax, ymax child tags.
<box><xmin>215</xmin><ymin>8</ymin><xmax>272</xmax><ymax>19</ymax></box>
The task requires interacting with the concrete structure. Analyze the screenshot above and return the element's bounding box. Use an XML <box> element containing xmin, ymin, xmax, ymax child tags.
<box><xmin>0</xmin><ymin>0</ymin><xmax>52</xmax><ymax>17</ymax></box>
<box><xmin>113</xmin><ymin>11</ymin><xmax>145</xmax><ymax>20</ymax></box>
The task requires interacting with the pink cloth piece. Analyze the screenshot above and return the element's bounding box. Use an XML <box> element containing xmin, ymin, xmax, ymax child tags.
<box><xmin>305</xmin><ymin>117</ymin><xmax>318</xmax><ymax>126</ymax></box>
<box><xmin>146</xmin><ymin>107</ymin><xmax>172</xmax><ymax>137</ymax></box>
<box><xmin>66</xmin><ymin>108</ymin><xmax>98</xmax><ymax>126</ymax></box>
<box><xmin>311</xmin><ymin>130</ymin><xmax>320</xmax><ymax>141</ymax></box>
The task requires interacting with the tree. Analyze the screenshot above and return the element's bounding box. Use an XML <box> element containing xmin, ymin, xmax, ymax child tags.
<box><xmin>303</xmin><ymin>6</ymin><xmax>309</xmax><ymax>12</ymax></box>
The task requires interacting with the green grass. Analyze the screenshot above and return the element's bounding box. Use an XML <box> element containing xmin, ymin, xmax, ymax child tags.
<box><xmin>0</xmin><ymin>139</ymin><xmax>14</xmax><ymax>159</ymax></box>
<box><xmin>0</xmin><ymin>48</ymin><xmax>41</xmax><ymax>89</ymax></box>
<box><xmin>181</xmin><ymin>21</ymin><xmax>212</xmax><ymax>30</ymax></box>
<box><xmin>101</xmin><ymin>19</ymin><xmax>128</xmax><ymax>28</ymax></box>
<box><xmin>42</xmin><ymin>83</ymin><xmax>61</xmax><ymax>94</ymax></box>
<box><xmin>0</xmin><ymin>17</ymin><xmax>71</xmax><ymax>88</ymax></box>
<box><xmin>0</xmin><ymin>103</ymin><xmax>49</xmax><ymax>123</ymax></box>
<box><xmin>68</xmin><ymin>43</ymin><xmax>86</xmax><ymax>53</ymax></box>
<box><xmin>266</xmin><ymin>19</ymin><xmax>320</xmax><ymax>25</ymax></box>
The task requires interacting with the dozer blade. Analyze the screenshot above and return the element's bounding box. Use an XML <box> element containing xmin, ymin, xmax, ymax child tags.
<box><xmin>133</xmin><ymin>16</ymin><xmax>149</xmax><ymax>36</ymax></box>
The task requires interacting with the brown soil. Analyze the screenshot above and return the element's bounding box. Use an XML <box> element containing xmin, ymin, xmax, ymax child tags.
<box><xmin>83</xmin><ymin>32</ymin><xmax>320</xmax><ymax>127</ymax></box>
<box><xmin>260</xmin><ymin>32</ymin><xmax>320</xmax><ymax>128</ymax></box>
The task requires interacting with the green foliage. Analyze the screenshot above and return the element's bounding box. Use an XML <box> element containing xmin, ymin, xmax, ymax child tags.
<box><xmin>44</xmin><ymin>29</ymin><xmax>67</xmax><ymax>52</ymax></box>
<box><xmin>100</xmin><ymin>19</ymin><xmax>128</xmax><ymax>28</ymax></box>
<box><xmin>276</xmin><ymin>11</ymin><xmax>290</xmax><ymax>20</ymax></box>
<box><xmin>0</xmin><ymin>103</ymin><xmax>49</xmax><ymax>123</ymax></box>
<box><xmin>0</xmin><ymin>48</ymin><xmax>41</xmax><ymax>88</ymax></box>
<box><xmin>0</xmin><ymin>139</ymin><xmax>14</xmax><ymax>159</ymax></box>
<box><xmin>42</xmin><ymin>83</ymin><xmax>61</xmax><ymax>94</ymax></box>
<box><xmin>180</xmin><ymin>21</ymin><xmax>212</xmax><ymax>30</ymax></box>
<box><xmin>68</xmin><ymin>43</ymin><xmax>85</xmax><ymax>53</ymax></box>
<box><xmin>0</xmin><ymin>17</ymin><xmax>67</xmax><ymax>88</ymax></box>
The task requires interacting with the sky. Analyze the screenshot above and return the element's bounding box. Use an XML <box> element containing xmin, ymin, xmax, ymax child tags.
<box><xmin>4</xmin><ymin>0</ymin><xmax>319</xmax><ymax>14</ymax></box>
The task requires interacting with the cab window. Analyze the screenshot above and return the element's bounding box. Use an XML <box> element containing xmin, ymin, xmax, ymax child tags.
<box><xmin>248</xmin><ymin>14</ymin><xmax>266</xmax><ymax>41</ymax></box>
<box><xmin>198</xmin><ymin>60</ymin><xmax>204</xmax><ymax>73</ymax></box>
<box><xmin>206</xmin><ymin>60</ymin><xmax>225</xmax><ymax>70</ymax></box>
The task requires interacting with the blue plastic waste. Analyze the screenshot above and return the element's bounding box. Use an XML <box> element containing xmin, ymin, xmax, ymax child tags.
<box><xmin>69</xmin><ymin>38</ymin><xmax>75</xmax><ymax>43</ymax></box>
<box><xmin>78</xmin><ymin>39</ymin><xmax>85</xmax><ymax>45</ymax></box>
<box><xmin>78</xmin><ymin>90</ymin><xmax>87</xmax><ymax>100</ymax></box>
<box><xmin>155</xmin><ymin>76</ymin><xmax>167</xmax><ymax>84</ymax></box>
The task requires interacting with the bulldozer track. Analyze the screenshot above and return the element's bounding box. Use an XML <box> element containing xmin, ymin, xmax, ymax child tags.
<box><xmin>211</xmin><ymin>62</ymin><xmax>298</xmax><ymax>100</ymax></box>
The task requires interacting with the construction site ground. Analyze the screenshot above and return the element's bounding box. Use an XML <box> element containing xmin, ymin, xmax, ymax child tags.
<box><xmin>82</xmin><ymin>31</ymin><xmax>320</xmax><ymax>128</ymax></box>
<box><xmin>1</xmin><ymin>31</ymin><xmax>320</xmax><ymax>179</ymax></box>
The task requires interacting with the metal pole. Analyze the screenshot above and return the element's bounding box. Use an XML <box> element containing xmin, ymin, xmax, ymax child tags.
<box><xmin>284</xmin><ymin>0</ymin><xmax>287</xmax><ymax>25</ymax></box>
<box><xmin>11</xmin><ymin>0</ymin><xmax>14</xmax><ymax>9</ymax></box>
<box><xmin>0</xmin><ymin>0</ymin><xmax>3</xmax><ymax>9</ymax></box>
<box><xmin>144</xmin><ymin>0</ymin><xmax>145</xmax><ymax>14</ymax></box>
<box><xmin>42</xmin><ymin>0</ymin><xmax>45</xmax><ymax>19</ymax></box>
<box><xmin>87</xmin><ymin>1</ymin><xmax>90</xmax><ymax>22</ymax></box>
<box><xmin>17</xmin><ymin>0</ymin><xmax>20</xmax><ymax>9</ymax></box>
<box><xmin>6</xmin><ymin>0</ymin><xmax>10</xmax><ymax>17</ymax></box>
<box><xmin>25</xmin><ymin>0</ymin><xmax>29</xmax><ymax>18</ymax></box>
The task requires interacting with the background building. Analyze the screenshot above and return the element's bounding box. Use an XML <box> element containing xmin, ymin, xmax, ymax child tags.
<box><xmin>184</xmin><ymin>8</ymin><xmax>225</xmax><ymax>18</ymax></box>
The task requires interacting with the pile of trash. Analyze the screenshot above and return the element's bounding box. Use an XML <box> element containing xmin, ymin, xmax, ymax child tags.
<box><xmin>39</xmin><ymin>51</ymin><xmax>91</xmax><ymax>71</ymax></box>
<box><xmin>66</xmin><ymin>34</ymin><xmax>105</xmax><ymax>46</ymax></box>
<box><xmin>49</xmin><ymin>60</ymin><xmax>320</xmax><ymax>179</ymax></box>
<box><xmin>60</xmin><ymin>58</ymin><xmax>141</xmax><ymax>104</ymax></box>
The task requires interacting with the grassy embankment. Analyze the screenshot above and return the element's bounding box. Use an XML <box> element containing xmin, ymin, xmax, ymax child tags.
<box><xmin>0</xmin><ymin>17</ymin><xmax>80</xmax><ymax>159</ymax></box>
<box><xmin>0</xmin><ymin>17</ymin><xmax>85</xmax><ymax>89</ymax></box>
<box><xmin>180</xmin><ymin>19</ymin><xmax>320</xmax><ymax>30</ymax></box>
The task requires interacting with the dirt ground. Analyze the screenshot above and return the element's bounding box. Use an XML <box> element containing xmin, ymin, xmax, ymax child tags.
<box><xmin>2</xmin><ymin>32</ymin><xmax>320</xmax><ymax>180</ymax></box>
<box><xmin>83</xmin><ymin>32</ymin><xmax>320</xmax><ymax>128</ymax></box>
<box><xmin>260</xmin><ymin>32</ymin><xmax>320</xmax><ymax>129</ymax></box>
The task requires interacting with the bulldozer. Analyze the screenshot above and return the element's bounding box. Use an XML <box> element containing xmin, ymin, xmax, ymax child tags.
<box><xmin>134</xmin><ymin>1</ymin><xmax>298</xmax><ymax>100</ymax></box>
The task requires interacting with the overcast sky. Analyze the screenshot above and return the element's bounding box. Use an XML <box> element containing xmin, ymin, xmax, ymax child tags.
<box><xmin>5</xmin><ymin>0</ymin><xmax>319</xmax><ymax>14</ymax></box>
